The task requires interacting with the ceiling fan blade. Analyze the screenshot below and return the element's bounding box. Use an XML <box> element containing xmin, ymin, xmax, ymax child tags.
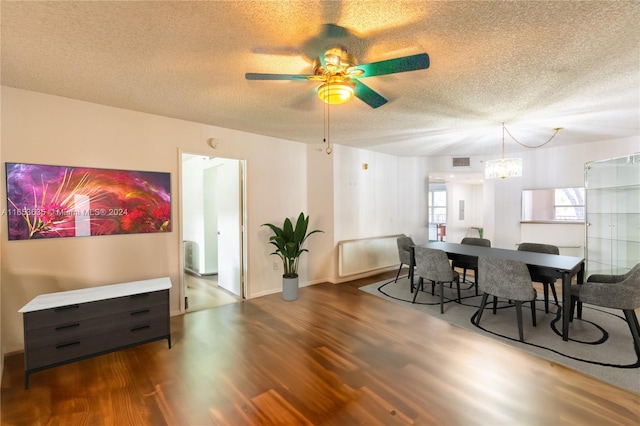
<box><xmin>320</xmin><ymin>23</ymin><xmax>352</xmax><ymax>39</ymax></box>
<box><xmin>355</xmin><ymin>53</ymin><xmax>429</xmax><ymax>78</ymax></box>
<box><xmin>245</xmin><ymin>73</ymin><xmax>313</xmax><ymax>81</ymax></box>
<box><xmin>354</xmin><ymin>80</ymin><xmax>388</xmax><ymax>109</ymax></box>
<box><xmin>302</xmin><ymin>23</ymin><xmax>364</xmax><ymax>61</ymax></box>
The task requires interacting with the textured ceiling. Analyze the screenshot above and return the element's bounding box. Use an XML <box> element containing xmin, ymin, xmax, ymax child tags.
<box><xmin>2</xmin><ymin>1</ymin><xmax>639</xmax><ymax>157</ymax></box>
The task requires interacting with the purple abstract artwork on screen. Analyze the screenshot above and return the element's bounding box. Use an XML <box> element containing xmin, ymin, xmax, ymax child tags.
<box><xmin>5</xmin><ymin>163</ymin><xmax>171</xmax><ymax>240</ymax></box>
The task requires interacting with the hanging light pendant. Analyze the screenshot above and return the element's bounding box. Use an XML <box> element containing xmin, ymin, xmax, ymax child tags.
<box><xmin>484</xmin><ymin>157</ymin><xmax>523</xmax><ymax>179</ymax></box>
<box><xmin>485</xmin><ymin>123</ymin><xmax>523</xmax><ymax>179</ymax></box>
<box><xmin>484</xmin><ymin>123</ymin><xmax>563</xmax><ymax>179</ymax></box>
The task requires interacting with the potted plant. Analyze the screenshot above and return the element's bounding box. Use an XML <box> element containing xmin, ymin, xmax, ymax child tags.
<box><xmin>262</xmin><ymin>212</ymin><xmax>323</xmax><ymax>301</ymax></box>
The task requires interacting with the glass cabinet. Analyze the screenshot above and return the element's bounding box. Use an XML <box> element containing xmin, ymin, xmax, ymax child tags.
<box><xmin>585</xmin><ymin>154</ymin><xmax>640</xmax><ymax>276</ymax></box>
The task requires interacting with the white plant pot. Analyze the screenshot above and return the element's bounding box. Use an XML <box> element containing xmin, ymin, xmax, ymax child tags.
<box><xmin>282</xmin><ymin>275</ymin><xmax>299</xmax><ymax>301</ymax></box>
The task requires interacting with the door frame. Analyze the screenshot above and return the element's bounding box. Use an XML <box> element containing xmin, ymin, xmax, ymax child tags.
<box><xmin>177</xmin><ymin>148</ymin><xmax>248</xmax><ymax>313</ymax></box>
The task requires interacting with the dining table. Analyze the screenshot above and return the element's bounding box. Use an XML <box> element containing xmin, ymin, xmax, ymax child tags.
<box><xmin>409</xmin><ymin>241</ymin><xmax>585</xmax><ymax>341</ymax></box>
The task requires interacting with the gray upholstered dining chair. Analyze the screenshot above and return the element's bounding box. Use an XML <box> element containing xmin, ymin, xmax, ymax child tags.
<box><xmin>570</xmin><ymin>263</ymin><xmax>640</xmax><ymax>357</ymax></box>
<box><xmin>474</xmin><ymin>256</ymin><xmax>537</xmax><ymax>342</ymax></box>
<box><xmin>451</xmin><ymin>237</ymin><xmax>491</xmax><ymax>296</ymax></box>
<box><xmin>412</xmin><ymin>247</ymin><xmax>460</xmax><ymax>313</ymax></box>
<box><xmin>395</xmin><ymin>235</ymin><xmax>416</xmax><ymax>283</ymax></box>
<box><xmin>517</xmin><ymin>242</ymin><xmax>560</xmax><ymax>313</ymax></box>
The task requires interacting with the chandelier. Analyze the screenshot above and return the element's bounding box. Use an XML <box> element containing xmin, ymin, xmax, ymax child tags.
<box><xmin>485</xmin><ymin>123</ymin><xmax>562</xmax><ymax>179</ymax></box>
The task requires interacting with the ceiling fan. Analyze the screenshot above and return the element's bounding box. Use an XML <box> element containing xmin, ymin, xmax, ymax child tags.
<box><xmin>245</xmin><ymin>45</ymin><xmax>430</xmax><ymax>109</ymax></box>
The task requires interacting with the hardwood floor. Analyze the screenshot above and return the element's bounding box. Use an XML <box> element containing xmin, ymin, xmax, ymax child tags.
<box><xmin>2</xmin><ymin>270</ymin><xmax>639</xmax><ymax>425</ymax></box>
<box><xmin>184</xmin><ymin>272</ymin><xmax>240</xmax><ymax>312</ymax></box>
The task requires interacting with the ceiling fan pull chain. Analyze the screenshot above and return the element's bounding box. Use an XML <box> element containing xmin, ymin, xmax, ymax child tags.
<box><xmin>325</xmin><ymin>93</ymin><xmax>333</xmax><ymax>155</ymax></box>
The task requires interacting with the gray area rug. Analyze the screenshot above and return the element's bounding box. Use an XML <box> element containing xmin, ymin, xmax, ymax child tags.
<box><xmin>360</xmin><ymin>276</ymin><xmax>640</xmax><ymax>394</ymax></box>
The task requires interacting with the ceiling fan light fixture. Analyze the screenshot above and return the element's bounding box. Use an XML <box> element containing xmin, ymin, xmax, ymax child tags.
<box><xmin>317</xmin><ymin>76</ymin><xmax>355</xmax><ymax>105</ymax></box>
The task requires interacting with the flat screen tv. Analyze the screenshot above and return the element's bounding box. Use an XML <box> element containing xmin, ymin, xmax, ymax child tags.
<box><xmin>5</xmin><ymin>162</ymin><xmax>171</xmax><ymax>240</ymax></box>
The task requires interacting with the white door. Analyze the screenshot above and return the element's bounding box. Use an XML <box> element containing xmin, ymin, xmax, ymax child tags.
<box><xmin>216</xmin><ymin>159</ymin><xmax>242</xmax><ymax>296</ymax></box>
<box><xmin>203</xmin><ymin>167</ymin><xmax>219</xmax><ymax>274</ymax></box>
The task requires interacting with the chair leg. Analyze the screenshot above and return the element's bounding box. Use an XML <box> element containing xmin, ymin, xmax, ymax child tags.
<box><xmin>431</xmin><ymin>280</ymin><xmax>435</xmax><ymax>296</ymax></box>
<box><xmin>473</xmin><ymin>270</ymin><xmax>479</xmax><ymax>296</ymax></box>
<box><xmin>570</xmin><ymin>295</ymin><xmax>576</xmax><ymax>322</ymax></box>
<box><xmin>439</xmin><ymin>281</ymin><xmax>444</xmax><ymax>314</ymax></box>
<box><xmin>456</xmin><ymin>277</ymin><xmax>461</xmax><ymax>303</ymax></box>
<box><xmin>394</xmin><ymin>263</ymin><xmax>403</xmax><ymax>283</ymax></box>
<box><xmin>409</xmin><ymin>266</ymin><xmax>415</xmax><ymax>293</ymax></box>
<box><xmin>549</xmin><ymin>282</ymin><xmax>559</xmax><ymax>305</ymax></box>
<box><xmin>515</xmin><ymin>301</ymin><xmax>524</xmax><ymax>342</ymax></box>
<box><xmin>412</xmin><ymin>277</ymin><xmax>424</xmax><ymax>303</ymax></box>
<box><xmin>543</xmin><ymin>283</ymin><xmax>550</xmax><ymax>313</ymax></box>
<box><xmin>531</xmin><ymin>299</ymin><xmax>536</xmax><ymax>327</ymax></box>
<box><xmin>492</xmin><ymin>296</ymin><xmax>498</xmax><ymax>315</ymax></box>
<box><xmin>475</xmin><ymin>293</ymin><xmax>489</xmax><ymax>325</ymax></box>
<box><xmin>577</xmin><ymin>300</ymin><xmax>583</xmax><ymax>319</ymax></box>
<box><xmin>622</xmin><ymin>309</ymin><xmax>640</xmax><ymax>358</ymax></box>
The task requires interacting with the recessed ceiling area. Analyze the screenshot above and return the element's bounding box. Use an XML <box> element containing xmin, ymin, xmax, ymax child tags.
<box><xmin>2</xmin><ymin>1</ymin><xmax>638</xmax><ymax>157</ymax></box>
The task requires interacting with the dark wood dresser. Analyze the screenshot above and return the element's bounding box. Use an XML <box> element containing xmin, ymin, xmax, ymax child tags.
<box><xmin>19</xmin><ymin>277</ymin><xmax>172</xmax><ymax>388</ymax></box>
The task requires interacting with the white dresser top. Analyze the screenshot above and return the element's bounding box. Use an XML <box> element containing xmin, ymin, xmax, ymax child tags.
<box><xmin>19</xmin><ymin>277</ymin><xmax>172</xmax><ymax>313</ymax></box>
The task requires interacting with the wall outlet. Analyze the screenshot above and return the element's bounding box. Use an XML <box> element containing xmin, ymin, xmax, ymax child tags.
<box><xmin>273</xmin><ymin>261</ymin><xmax>278</xmax><ymax>270</ymax></box>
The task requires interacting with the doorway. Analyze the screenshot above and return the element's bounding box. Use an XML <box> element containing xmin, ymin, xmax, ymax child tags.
<box><xmin>428</xmin><ymin>182</ymin><xmax>447</xmax><ymax>242</ymax></box>
<box><xmin>180</xmin><ymin>152</ymin><xmax>246</xmax><ymax>312</ymax></box>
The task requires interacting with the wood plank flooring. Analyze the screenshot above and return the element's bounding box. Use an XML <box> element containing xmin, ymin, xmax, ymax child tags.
<box><xmin>2</xmin><ymin>270</ymin><xmax>639</xmax><ymax>425</ymax></box>
<box><xmin>184</xmin><ymin>273</ymin><xmax>239</xmax><ymax>312</ymax></box>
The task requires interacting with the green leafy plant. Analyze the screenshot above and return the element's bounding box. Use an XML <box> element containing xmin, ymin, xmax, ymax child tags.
<box><xmin>262</xmin><ymin>212</ymin><xmax>323</xmax><ymax>278</ymax></box>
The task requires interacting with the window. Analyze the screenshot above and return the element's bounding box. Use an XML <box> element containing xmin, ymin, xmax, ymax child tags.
<box><xmin>429</xmin><ymin>188</ymin><xmax>447</xmax><ymax>223</ymax></box>
<box><xmin>554</xmin><ymin>187</ymin><xmax>585</xmax><ymax>221</ymax></box>
<box><xmin>521</xmin><ymin>187</ymin><xmax>585</xmax><ymax>222</ymax></box>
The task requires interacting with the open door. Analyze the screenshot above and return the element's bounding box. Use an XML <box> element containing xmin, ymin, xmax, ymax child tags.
<box><xmin>216</xmin><ymin>159</ymin><xmax>242</xmax><ymax>296</ymax></box>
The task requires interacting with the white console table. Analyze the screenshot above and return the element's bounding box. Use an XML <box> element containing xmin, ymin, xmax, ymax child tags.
<box><xmin>19</xmin><ymin>277</ymin><xmax>172</xmax><ymax>388</ymax></box>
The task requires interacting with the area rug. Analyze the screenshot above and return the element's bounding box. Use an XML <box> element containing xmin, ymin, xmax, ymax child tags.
<box><xmin>360</xmin><ymin>276</ymin><xmax>640</xmax><ymax>394</ymax></box>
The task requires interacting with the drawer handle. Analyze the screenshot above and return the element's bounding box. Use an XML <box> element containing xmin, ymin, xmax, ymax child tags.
<box><xmin>54</xmin><ymin>305</ymin><xmax>79</xmax><ymax>312</ymax></box>
<box><xmin>131</xmin><ymin>325</ymin><xmax>150</xmax><ymax>332</ymax></box>
<box><xmin>130</xmin><ymin>293</ymin><xmax>150</xmax><ymax>299</ymax></box>
<box><xmin>56</xmin><ymin>341</ymin><xmax>80</xmax><ymax>350</ymax></box>
<box><xmin>55</xmin><ymin>323</ymin><xmax>80</xmax><ymax>331</ymax></box>
<box><xmin>130</xmin><ymin>309</ymin><xmax>150</xmax><ymax>316</ymax></box>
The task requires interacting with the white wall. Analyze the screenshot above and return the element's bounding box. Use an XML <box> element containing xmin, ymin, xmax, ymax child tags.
<box><xmin>331</xmin><ymin>144</ymin><xmax>432</xmax><ymax>280</ymax></box>
<box><xmin>306</xmin><ymin>144</ymin><xmax>336</xmax><ymax>283</ymax></box>
<box><xmin>333</xmin><ymin>144</ymin><xmax>431</xmax><ymax>246</ymax></box>
<box><xmin>520</xmin><ymin>223</ymin><xmax>585</xmax><ymax>257</ymax></box>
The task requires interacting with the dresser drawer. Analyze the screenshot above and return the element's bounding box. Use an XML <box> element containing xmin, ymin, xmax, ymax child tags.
<box><xmin>25</xmin><ymin>319</ymin><xmax>169</xmax><ymax>370</ymax></box>
<box><xmin>25</xmin><ymin>304</ymin><xmax>169</xmax><ymax>350</ymax></box>
<box><xmin>116</xmin><ymin>319</ymin><xmax>170</xmax><ymax>348</ymax></box>
<box><xmin>124</xmin><ymin>290</ymin><xmax>168</xmax><ymax>310</ymax></box>
<box><xmin>24</xmin><ymin>290</ymin><xmax>168</xmax><ymax>331</ymax></box>
<box><xmin>26</xmin><ymin>332</ymin><xmax>115</xmax><ymax>370</ymax></box>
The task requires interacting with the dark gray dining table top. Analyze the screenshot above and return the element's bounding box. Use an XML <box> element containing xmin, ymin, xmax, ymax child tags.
<box><xmin>418</xmin><ymin>241</ymin><xmax>584</xmax><ymax>275</ymax></box>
